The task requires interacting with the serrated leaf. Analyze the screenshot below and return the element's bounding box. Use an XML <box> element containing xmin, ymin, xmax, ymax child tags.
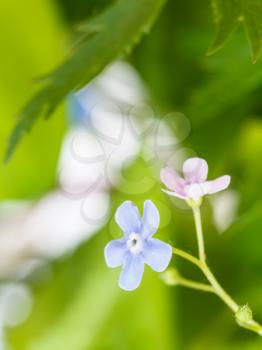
<box><xmin>243</xmin><ymin>0</ymin><xmax>262</xmax><ymax>63</ymax></box>
<box><xmin>5</xmin><ymin>0</ymin><xmax>166</xmax><ymax>162</ymax></box>
<box><xmin>208</xmin><ymin>0</ymin><xmax>262</xmax><ymax>63</ymax></box>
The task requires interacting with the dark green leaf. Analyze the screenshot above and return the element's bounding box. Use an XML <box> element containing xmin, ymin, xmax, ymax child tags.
<box><xmin>208</xmin><ymin>0</ymin><xmax>262</xmax><ymax>63</ymax></box>
<box><xmin>5</xmin><ymin>0</ymin><xmax>166</xmax><ymax>162</ymax></box>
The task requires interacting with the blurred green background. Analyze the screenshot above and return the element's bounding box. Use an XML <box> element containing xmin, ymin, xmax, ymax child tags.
<box><xmin>0</xmin><ymin>0</ymin><xmax>262</xmax><ymax>349</ymax></box>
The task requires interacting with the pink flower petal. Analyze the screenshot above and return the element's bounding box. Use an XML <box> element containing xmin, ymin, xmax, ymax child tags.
<box><xmin>204</xmin><ymin>175</ymin><xmax>231</xmax><ymax>194</ymax></box>
<box><xmin>160</xmin><ymin>167</ymin><xmax>185</xmax><ymax>192</ymax></box>
<box><xmin>183</xmin><ymin>158</ymin><xmax>208</xmax><ymax>183</ymax></box>
<box><xmin>161</xmin><ymin>189</ymin><xmax>187</xmax><ymax>199</ymax></box>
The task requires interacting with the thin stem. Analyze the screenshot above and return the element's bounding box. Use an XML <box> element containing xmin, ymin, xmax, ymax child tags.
<box><xmin>173</xmin><ymin>202</ymin><xmax>262</xmax><ymax>336</ymax></box>
<box><xmin>192</xmin><ymin>206</ymin><xmax>205</xmax><ymax>262</ymax></box>
<box><xmin>174</xmin><ymin>276</ymin><xmax>215</xmax><ymax>293</ymax></box>
<box><xmin>200</xmin><ymin>263</ymin><xmax>239</xmax><ymax>312</ymax></box>
<box><xmin>237</xmin><ymin>317</ymin><xmax>262</xmax><ymax>335</ymax></box>
<box><xmin>172</xmin><ymin>247</ymin><xmax>202</xmax><ymax>268</ymax></box>
<box><xmin>190</xmin><ymin>205</ymin><xmax>238</xmax><ymax>312</ymax></box>
<box><xmin>189</xmin><ymin>204</ymin><xmax>262</xmax><ymax>335</ymax></box>
<box><xmin>172</xmin><ymin>248</ymin><xmax>237</xmax><ymax>308</ymax></box>
<box><xmin>200</xmin><ymin>263</ymin><xmax>262</xmax><ymax>334</ymax></box>
<box><xmin>172</xmin><ymin>248</ymin><xmax>237</xmax><ymax>309</ymax></box>
<box><xmin>172</xmin><ymin>247</ymin><xmax>262</xmax><ymax>335</ymax></box>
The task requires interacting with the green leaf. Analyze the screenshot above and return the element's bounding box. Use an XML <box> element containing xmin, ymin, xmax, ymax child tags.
<box><xmin>5</xmin><ymin>0</ymin><xmax>166</xmax><ymax>162</ymax></box>
<box><xmin>208</xmin><ymin>0</ymin><xmax>262</xmax><ymax>63</ymax></box>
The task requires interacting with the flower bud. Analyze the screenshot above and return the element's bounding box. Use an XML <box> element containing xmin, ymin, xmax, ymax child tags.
<box><xmin>235</xmin><ymin>305</ymin><xmax>262</xmax><ymax>335</ymax></box>
<box><xmin>161</xmin><ymin>268</ymin><xmax>181</xmax><ymax>285</ymax></box>
<box><xmin>235</xmin><ymin>304</ymin><xmax>253</xmax><ymax>325</ymax></box>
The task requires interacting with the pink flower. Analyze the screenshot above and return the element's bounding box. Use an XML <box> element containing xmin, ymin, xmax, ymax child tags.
<box><xmin>160</xmin><ymin>157</ymin><xmax>231</xmax><ymax>202</ymax></box>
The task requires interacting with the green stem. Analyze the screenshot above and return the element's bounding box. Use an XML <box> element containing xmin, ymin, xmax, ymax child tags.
<box><xmin>171</xmin><ymin>203</ymin><xmax>262</xmax><ymax>336</ymax></box>
<box><xmin>173</xmin><ymin>248</ymin><xmax>238</xmax><ymax>311</ymax></box>
<box><xmin>191</xmin><ymin>204</ymin><xmax>238</xmax><ymax>312</ymax></box>
<box><xmin>162</xmin><ymin>266</ymin><xmax>214</xmax><ymax>293</ymax></box>
<box><xmin>174</xmin><ymin>276</ymin><xmax>215</xmax><ymax>293</ymax></box>
<box><xmin>192</xmin><ymin>206</ymin><xmax>205</xmax><ymax>262</ymax></box>
<box><xmin>172</xmin><ymin>247</ymin><xmax>202</xmax><ymax>268</ymax></box>
<box><xmin>200</xmin><ymin>262</ymin><xmax>239</xmax><ymax>312</ymax></box>
<box><xmin>173</xmin><ymin>248</ymin><xmax>262</xmax><ymax>335</ymax></box>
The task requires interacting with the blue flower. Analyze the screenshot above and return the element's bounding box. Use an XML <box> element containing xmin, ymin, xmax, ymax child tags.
<box><xmin>104</xmin><ymin>200</ymin><xmax>172</xmax><ymax>291</ymax></box>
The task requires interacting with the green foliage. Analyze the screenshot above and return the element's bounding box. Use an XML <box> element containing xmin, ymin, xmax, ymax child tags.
<box><xmin>2</xmin><ymin>0</ymin><xmax>262</xmax><ymax>348</ymax></box>
<box><xmin>56</xmin><ymin>0</ymin><xmax>115</xmax><ymax>25</ymax></box>
<box><xmin>208</xmin><ymin>0</ymin><xmax>262</xmax><ymax>63</ymax></box>
<box><xmin>5</xmin><ymin>0</ymin><xmax>166</xmax><ymax>161</ymax></box>
<box><xmin>0</xmin><ymin>0</ymin><xmax>65</xmax><ymax>199</ymax></box>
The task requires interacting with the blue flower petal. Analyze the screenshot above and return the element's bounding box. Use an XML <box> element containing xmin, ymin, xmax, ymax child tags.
<box><xmin>104</xmin><ymin>239</ymin><xmax>127</xmax><ymax>268</ymax></box>
<box><xmin>115</xmin><ymin>201</ymin><xmax>141</xmax><ymax>235</ymax></box>
<box><xmin>119</xmin><ymin>253</ymin><xmax>144</xmax><ymax>291</ymax></box>
<box><xmin>143</xmin><ymin>238</ymin><xmax>172</xmax><ymax>272</ymax></box>
<box><xmin>141</xmin><ymin>200</ymin><xmax>160</xmax><ymax>238</ymax></box>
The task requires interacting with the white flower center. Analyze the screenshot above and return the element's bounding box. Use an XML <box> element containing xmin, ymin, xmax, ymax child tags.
<box><xmin>127</xmin><ymin>233</ymin><xmax>143</xmax><ymax>254</ymax></box>
<box><xmin>185</xmin><ymin>183</ymin><xmax>210</xmax><ymax>200</ymax></box>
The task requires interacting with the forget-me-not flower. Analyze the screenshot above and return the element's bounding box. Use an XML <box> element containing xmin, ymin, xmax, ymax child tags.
<box><xmin>161</xmin><ymin>157</ymin><xmax>230</xmax><ymax>202</ymax></box>
<box><xmin>104</xmin><ymin>200</ymin><xmax>172</xmax><ymax>291</ymax></box>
